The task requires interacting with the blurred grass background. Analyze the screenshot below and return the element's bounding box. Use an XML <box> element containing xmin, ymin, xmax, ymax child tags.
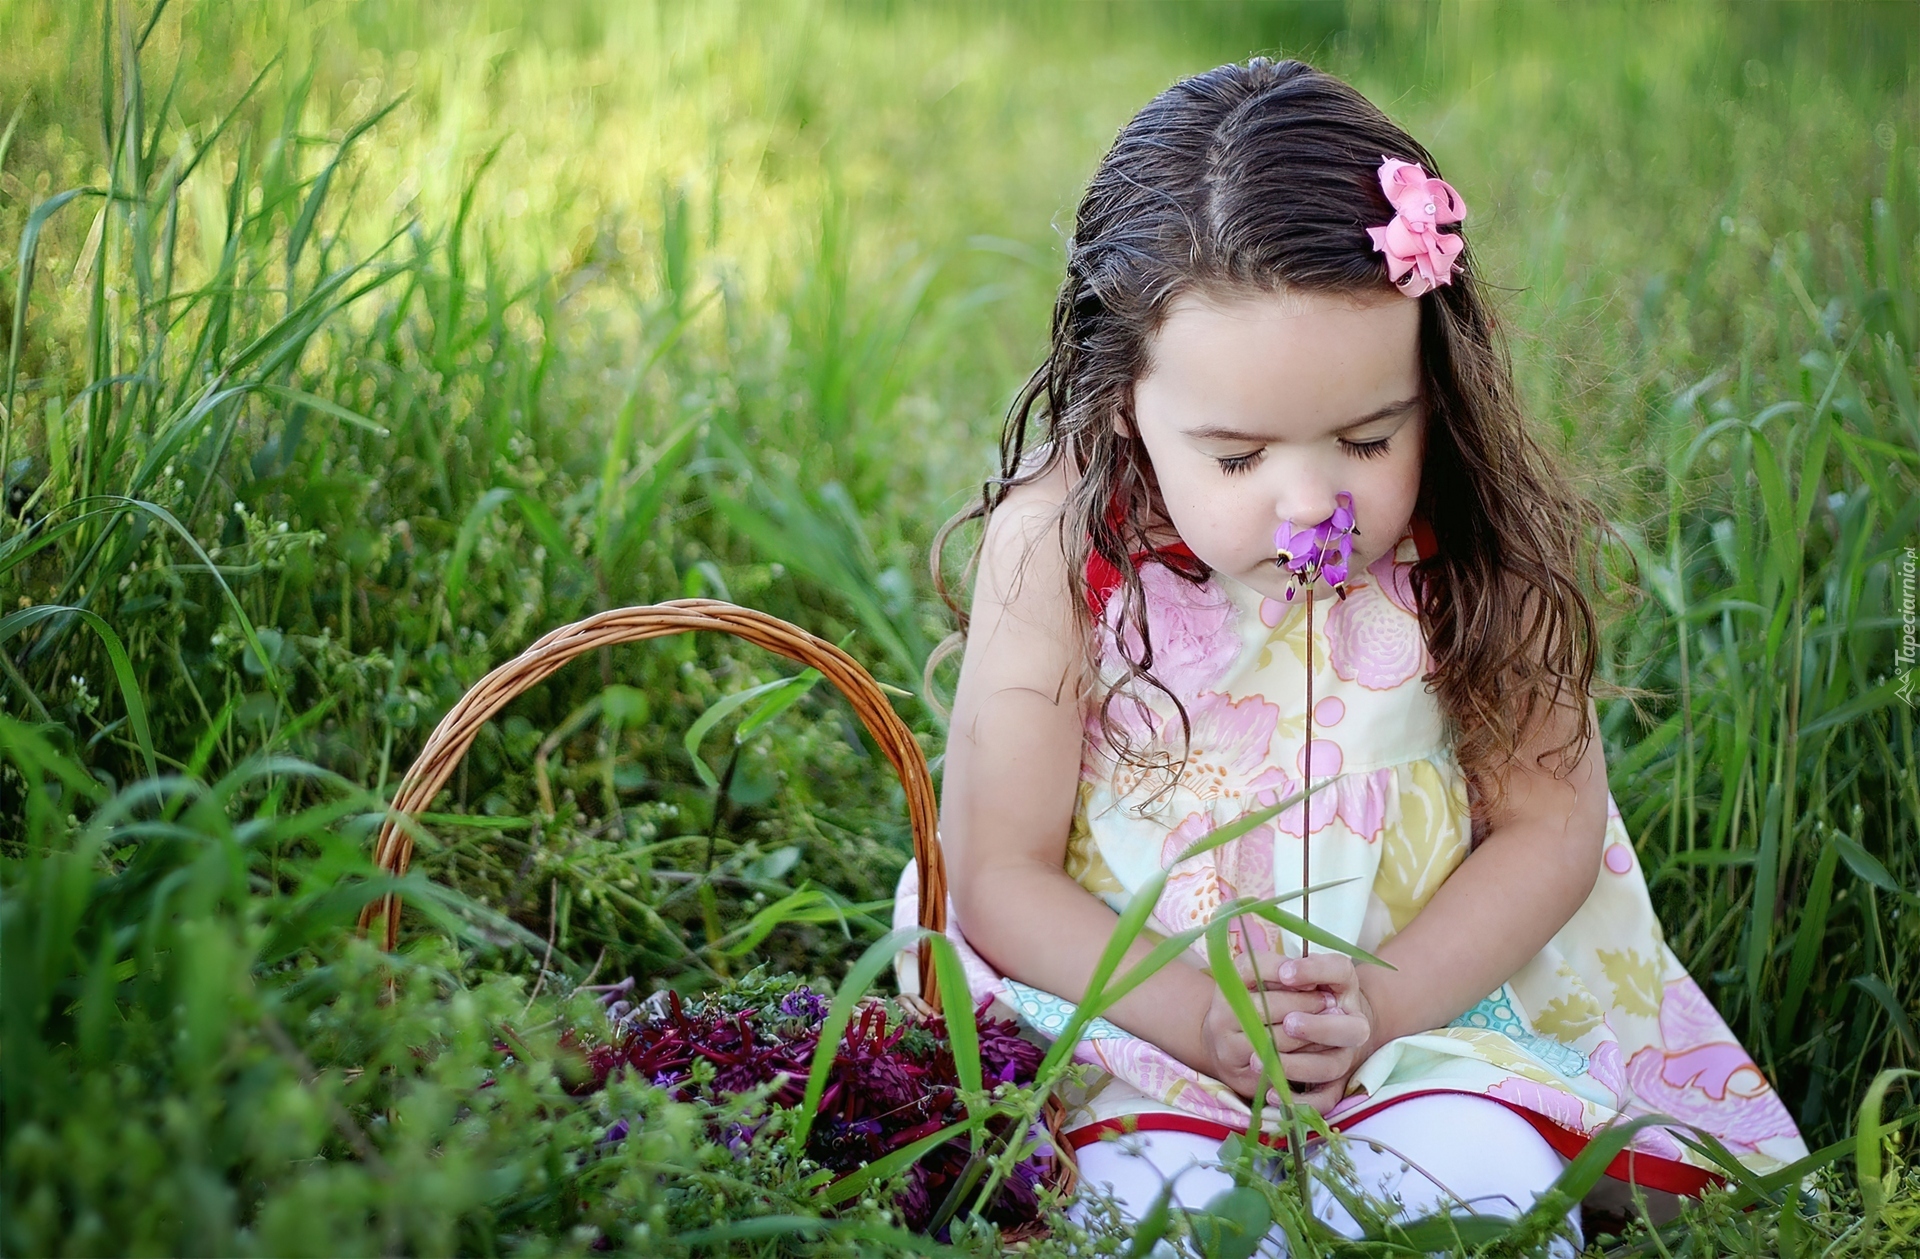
<box><xmin>2</xmin><ymin>1</ymin><xmax>1915</xmax><ymax>1254</ymax></box>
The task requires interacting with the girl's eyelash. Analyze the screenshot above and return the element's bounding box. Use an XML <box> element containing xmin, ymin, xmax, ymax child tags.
<box><xmin>1215</xmin><ymin>437</ymin><xmax>1392</xmax><ymax>475</ymax></box>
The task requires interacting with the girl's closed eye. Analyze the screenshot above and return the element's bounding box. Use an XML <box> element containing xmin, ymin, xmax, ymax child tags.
<box><xmin>1214</xmin><ymin>436</ymin><xmax>1393</xmax><ymax>476</ymax></box>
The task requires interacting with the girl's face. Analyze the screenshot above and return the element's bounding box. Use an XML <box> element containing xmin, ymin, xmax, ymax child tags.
<box><xmin>1130</xmin><ymin>288</ymin><xmax>1426</xmax><ymax>604</ymax></box>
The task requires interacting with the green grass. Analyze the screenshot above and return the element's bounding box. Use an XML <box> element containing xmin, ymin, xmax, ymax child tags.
<box><xmin>2</xmin><ymin>1</ymin><xmax>1916</xmax><ymax>1254</ymax></box>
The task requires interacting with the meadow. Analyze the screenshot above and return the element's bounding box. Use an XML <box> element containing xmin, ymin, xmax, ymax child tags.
<box><xmin>1</xmin><ymin>1</ymin><xmax>1916</xmax><ymax>1254</ymax></box>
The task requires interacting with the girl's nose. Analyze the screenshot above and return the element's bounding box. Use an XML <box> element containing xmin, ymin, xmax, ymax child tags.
<box><xmin>1272</xmin><ymin>484</ymin><xmax>1338</xmax><ymax>532</ymax></box>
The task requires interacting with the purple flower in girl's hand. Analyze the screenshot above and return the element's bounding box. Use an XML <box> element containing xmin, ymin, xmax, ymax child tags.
<box><xmin>1274</xmin><ymin>492</ymin><xmax>1361</xmax><ymax>600</ymax></box>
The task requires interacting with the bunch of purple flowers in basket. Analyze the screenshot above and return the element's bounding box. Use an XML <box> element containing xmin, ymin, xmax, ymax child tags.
<box><xmin>559</xmin><ymin>973</ymin><xmax>1056</xmax><ymax>1235</ymax></box>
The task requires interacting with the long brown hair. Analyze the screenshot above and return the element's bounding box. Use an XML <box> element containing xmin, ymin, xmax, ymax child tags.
<box><xmin>930</xmin><ymin>58</ymin><xmax>1621</xmax><ymax>822</ymax></box>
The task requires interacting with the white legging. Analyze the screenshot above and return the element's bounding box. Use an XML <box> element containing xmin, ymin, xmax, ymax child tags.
<box><xmin>1071</xmin><ymin>1093</ymin><xmax>1582</xmax><ymax>1256</ymax></box>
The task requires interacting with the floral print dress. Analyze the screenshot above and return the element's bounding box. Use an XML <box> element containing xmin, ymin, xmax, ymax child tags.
<box><xmin>894</xmin><ymin>524</ymin><xmax>1806</xmax><ymax>1192</ymax></box>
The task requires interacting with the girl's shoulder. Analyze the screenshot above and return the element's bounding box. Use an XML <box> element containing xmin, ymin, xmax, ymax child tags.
<box><xmin>972</xmin><ymin>457</ymin><xmax>1080</xmax><ymax>638</ymax></box>
<box><xmin>979</xmin><ymin>455</ymin><xmax>1076</xmax><ymax>578</ymax></box>
<box><xmin>960</xmin><ymin>458</ymin><xmax>1094</xmax><ymax>712</ymax></box>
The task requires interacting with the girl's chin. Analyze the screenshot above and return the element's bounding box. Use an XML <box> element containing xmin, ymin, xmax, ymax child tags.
<box><xmin>1241</xmin><ymin>549</ymin><xmax>1393</xmax><ymax>602</ymax></box>
<box><xmin>1235</xmin><ymin>566</ymin><xmax>1339</xmax><ymax>604</ymax></box>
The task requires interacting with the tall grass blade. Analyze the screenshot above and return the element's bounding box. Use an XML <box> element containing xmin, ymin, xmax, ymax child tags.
<box><xmin>0</xmin><ymin>604</ymin><xmax>155</xmax><ymax>777</ymax></box>
<box><xmin>1856</xmin><ymin>1069</ymin><xmax>1917</xmax><ymax>1230</ymax></box>
<box><xmin>794</xmin><ymin>925</ymin><xmax>925</xmax><ymax>1148</ymax></box>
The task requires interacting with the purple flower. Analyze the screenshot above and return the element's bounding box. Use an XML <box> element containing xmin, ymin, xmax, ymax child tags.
<box><xmin>777</xmin><ymin>987</ymin><xmax>830</xmax><ymax>1021</ymax></box>
<box><xmin>572</xmin><ymin>977</ymin><xmax>1054</xmax><ymax>1234</ymax></box>
<box><xmin>1275</xmin><ymin>491</ymin><xmax>1360</xmax><ymax>599</ymax></box>
<box><xmin>976</xmin><ymin>1006</ymin><xmax>1044</xmax><ymax>1086</ymax></box>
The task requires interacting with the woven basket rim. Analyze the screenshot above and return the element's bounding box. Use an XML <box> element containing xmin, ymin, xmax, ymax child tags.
<box><xmin>357</xmin><ymin>598</ymin><xmax>949</xmax><ymax>1009</ymax></box>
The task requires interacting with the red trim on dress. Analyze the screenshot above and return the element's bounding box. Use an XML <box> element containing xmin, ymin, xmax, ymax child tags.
<box><xmin>1064</xmin><ymin>1088</ymin><xmax>1720</xmax><ymax>1197</ymax></box>
<box><xmin>1410</xmin><ymin>514</ymin><xmax>1439</xmax><ymax>563</ymax></box>
<box><xmin>1084</xmin><ymin>541</ymin><xmax>1198</xmax><ymax>618</ymax></box>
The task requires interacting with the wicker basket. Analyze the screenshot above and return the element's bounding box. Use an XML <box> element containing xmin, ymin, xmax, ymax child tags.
<box><xmin>356</xmin><ymin>599</ymin><xmax>1078</xmax><ymax>1224</ymax></box>
<box><xmin>357</xmin><ymin>598</ymin><xmax>950</xmax><ymax>1006</ymax></box>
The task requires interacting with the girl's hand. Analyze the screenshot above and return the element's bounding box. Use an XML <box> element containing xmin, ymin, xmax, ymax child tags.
<box><xmin>1268</xmin><ymin>953</ymin><xmax>1375</xmax><ymax>1113</ymax></box>
<box><xmin>1201</xmin><ymin>951</ymin><xmax>1327</xmax><ymax>1099</ymax></box>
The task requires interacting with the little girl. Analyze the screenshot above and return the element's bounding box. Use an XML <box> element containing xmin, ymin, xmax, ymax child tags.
<box><xmin>894</xmin><ymin>58</ymin><xmax>1806</xmax><ymax>1245</ymax></box>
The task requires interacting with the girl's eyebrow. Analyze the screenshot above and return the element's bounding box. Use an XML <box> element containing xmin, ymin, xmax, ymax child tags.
<box><xmin>1181</xmin><ymin>397</ymin><xmax>1421</xmax><ymax>443</ymax></box>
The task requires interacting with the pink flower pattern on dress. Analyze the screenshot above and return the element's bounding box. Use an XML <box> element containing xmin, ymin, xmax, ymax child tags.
<box><xmin>1246</xmin><ymin>765</ymin><xmax>1394</xmax><ymax>843</ymax></box>
<box><xmin>1103</xmin><ymin>563</ymin><xmax>1241</xmax><ymax>697</ymax></box>
<box><xmin>1085</xmin><ymin>688</ymin><xmax>1159</xmax><ymax>760</ymax></box>
<box><xmin>1622</xmin><ymin>978</ymin><xmax>1799</xmax><ymax>1156</ymax></box>
<box><xmin>1082</xmin><ymin>689</ymin><xmax>1279</xmax><ymax>801</ymax></box>
<box><xmin>1085</xmin><ymin>1040</ymin><xmax>1248</xmax><ymax>1127</ymax></box>
<box><xmin>1156</xmin><ymin>811</ymin><xmax>1280</xmax><ymax>956</ymax></box>
<box><xmin>1588</xmin><ymin>1038</ymin><xmax>1626</xmax><ymax>1106</ymax></box>
<box><xmin>1487</xmin><ymin>1075</ymin><xmax>1588</xmax><ymax>1133</ymax></box>
<box><xmin>1626</xmin><ymin>1122</ymin><xmax>1691</xmax><ymax>1162</ymax></box>
<box><xmin>1486</xmin><ymin>1069</ymin><xmax>1688</xmax><ymax>1162</ymax></box>
<box><xmin>1366</xmin><ymin>546</ymin><xmax>1421</xmax><ymax>615</ymax></box>
<box><xmin>1326</xmin><ymin>566</ymin><xmax>1428</xmax><ymax>691</ymax></box>
<box><xmin>1181</xmin><ymin>692</ymin><xmax>1282</xmax><ymax>800</ymax></box>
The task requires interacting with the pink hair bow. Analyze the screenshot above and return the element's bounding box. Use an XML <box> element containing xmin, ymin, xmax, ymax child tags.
<box><xmin>1366</xmin><ymin>156</ymin><xmax>1467</xmax><ymax>297</ymax></box>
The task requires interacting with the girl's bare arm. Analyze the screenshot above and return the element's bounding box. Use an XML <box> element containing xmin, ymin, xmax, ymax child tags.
<box><xmin>942</xmin><ymin>469</ymin><xmax>1265</xmax><ymax>1081</ymax></box>
<box><xmin>1356</xmin><ymin>685</ymin><xmax>1610</xmax><ymax>1056</ymax></box>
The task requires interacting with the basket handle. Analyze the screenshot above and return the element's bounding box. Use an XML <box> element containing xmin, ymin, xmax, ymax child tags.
<box><xmin>357</xmin><ymin>598</ymin><xmax>948</xmax><ymax>1009</ymax></box>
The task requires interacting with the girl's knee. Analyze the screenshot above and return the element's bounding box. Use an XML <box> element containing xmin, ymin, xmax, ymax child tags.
<box><xmin>1072</xmin><ymin>1129</ymin><xmax>1238</xmax><ymax>1221</ymax></box>
<box><xmin>1313</xmin><ymin>1094</ymin><xmax>1581</xmax><ymax>1251</ymax></box>
<box><xmin>1343</xmin><ymin>1094</ymin><xmax>1567</xmax><ymax>1193</ymax></box>
<box><xmin>1070</xmin><ymin>1131</ymin><xmax>1291</xmax><ymax>1256</ymax></box>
